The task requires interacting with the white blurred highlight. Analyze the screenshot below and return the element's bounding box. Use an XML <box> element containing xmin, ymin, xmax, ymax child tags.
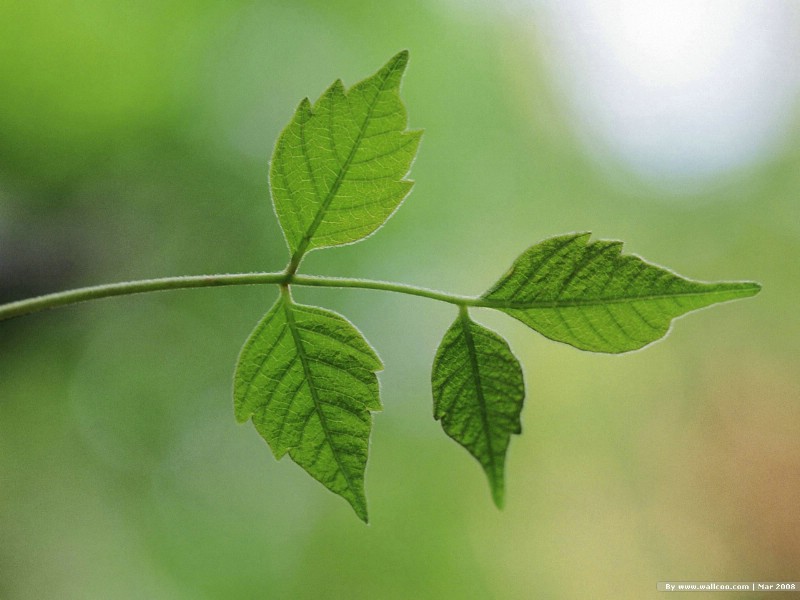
<box><xmin>534</xmin><ymin>0</ymin><xmax>800</xmax><ymax>189</ymax></box>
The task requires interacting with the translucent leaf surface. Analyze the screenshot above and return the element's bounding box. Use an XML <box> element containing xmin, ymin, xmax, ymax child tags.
<box><xmin>483</xmin><ymin>233</ymin><xmax>761</xmax><ymax>353</ymax></box>
<box><xmin>270</xmin><ymin>51</ymin><xmax>422</xmax><ymax>261</ymax></box>
<box><xmin>432</xmin><ymin>309</ymin><xmax>525</xmax><ymax>507</ymax></box>
<box><xmin>234</xmin><ymin>292</ymin><xmax>382</xmax><ymax>522</ymax></box>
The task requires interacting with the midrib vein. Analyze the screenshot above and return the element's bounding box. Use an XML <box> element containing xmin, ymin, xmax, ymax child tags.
<box><xmin>458</xmin><ymin>307</ymin><xmax>498</xmax><ymax>486</ymax></box>
<box><xmin>281</xmin><ymin>297</ymin><xmax>360</xmax><ymax>502</ymax></box>
<box><xmin>481</xmin><ymin>285</ymin><xmax>758</xmax><ymax>310</ymax></box>
<box><xmin>292</xmin><ymin>68</ymin><xmax>395</xmax><ymax>263</ymax></box>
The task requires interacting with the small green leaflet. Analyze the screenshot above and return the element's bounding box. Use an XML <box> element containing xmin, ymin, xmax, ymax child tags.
<box><xmin>234</xmin><ymin>290</ymin><xmax>382</xmax><ymax>522</ymax></box>
<box><xmin>432</xmin><ymin>308</ymin><xmax>524</xmax><ymax>508</ymax></box>
<box><xmin>482</xmin><ymin>233</ymin><xmax>761</xmax><ymax>353</ymax></box>
<box><xmin>270</xmin><ymin>50</ymin><xmax>422</xmax><ymax>262</ymax></box>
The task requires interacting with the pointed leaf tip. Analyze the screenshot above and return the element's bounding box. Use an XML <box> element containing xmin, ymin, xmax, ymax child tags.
<box><xmin>389</xmin><ymin>49</ymin><xmax>409</xmax><ymax>71</ymax></box>
<box><xmin>492</xmin><ymin>487</ymin><xmax>505</xmax><ymax>510</ymax></box>
<box><xmin>738</xmin><ymin>281</ymin><xmax>762</xmax><ymax>297</ymax></box>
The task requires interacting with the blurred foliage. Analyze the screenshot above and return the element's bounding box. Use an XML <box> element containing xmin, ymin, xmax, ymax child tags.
<box><xmin>1</xmin><ymin>1</ymin><xmax>798</xmax><ymax>599</ymax></box>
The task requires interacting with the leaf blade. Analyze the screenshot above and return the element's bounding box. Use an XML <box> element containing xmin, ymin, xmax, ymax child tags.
<box><xmin>483</xmin><ymin>233</ymin><xmax>761</xmax><ymax>353</ymax></box>
<box><xmin>271</xmin><ymin>51</ymin><xmax>422</xmax><ymax>260</ymax></box>
<box><xmin>432</xmin><ymin>309</ymin><xmax>525</xmax><ymax>508</ymax></box>
<box><xmin>234</xmin><ymin>292</ymin><xmax>382</xmax><ymax>522</ymax></box>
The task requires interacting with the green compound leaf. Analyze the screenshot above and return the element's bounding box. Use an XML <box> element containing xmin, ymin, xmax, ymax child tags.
<box><xmin>432</xmin><ymin>308</ymin><xmax>525</xmax><ymax>508</ymax></box>
<box><xmin>271</xmin><ymin>51</ymin><xmax>422</xmax><ymax>261</ymax></box>
<box><xmin>234</xmin><ymin>291</ymin><xmax>382</xmax><ymax>522</ymax></box>
<box><xmin>483</xmin><ymin>233</ymin><xmax>761</xmax><ymax>353</ymax></box>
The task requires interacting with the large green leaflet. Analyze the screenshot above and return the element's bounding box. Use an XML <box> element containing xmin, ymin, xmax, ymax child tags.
<box><xmin>234</xmin><ymin>53</ymin><xmax>760</xmax><ymax>520</ymax></box>
<box><xmin>270</xmin><ymin>50</ymin><xmax>422</xmax><ymax>260</ymax></box>
<box><xmin>432</xmin><ymin>309</ymin><xmax>524</xmax><ymax>508</ymax></box>
<box><xmin>234</xmin><ymin>292</ymin><xmax>382</xmax><ymax>522</ymax></box>
<box><xmin>483</xmin><ymin>233</ymin><xmax>761</xmax><ymax>353</ymax></box>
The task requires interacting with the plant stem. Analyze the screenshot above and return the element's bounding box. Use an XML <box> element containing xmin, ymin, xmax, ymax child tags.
<box><xmin>0</xmin><ymin>272</ymin><xmax>479</xmax><ymax>322</ymax></box>
<box><xmin>291</xmin><ymin>274</ymin><xmax>475</xmax><ymax>305</ymax></box>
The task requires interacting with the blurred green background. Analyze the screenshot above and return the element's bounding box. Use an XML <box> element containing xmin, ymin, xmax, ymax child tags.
<box><xmin>1</xmin><ymin>1</ymin><xmax>798</xmax><ymax>599</ymax></box>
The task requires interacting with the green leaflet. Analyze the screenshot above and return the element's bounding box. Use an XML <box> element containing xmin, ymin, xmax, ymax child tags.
<box><xmin>432</xmin><ymin>308</ymin><xmax>525</xmax><ymax>508</ymax></box>
<box><xmin>234</xmin><ymin>289</ymin><xmax>382</xmax><ymax>522</ymax></box>
<box><xmin>270</xmin><ymin>50</ymin><xmax>422</xmax><ymax>263</ymax></box>
<box><xmin>483</xmin><ymin>233</ymin><xmax>761</xmax><ymax>353</ymax></box>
